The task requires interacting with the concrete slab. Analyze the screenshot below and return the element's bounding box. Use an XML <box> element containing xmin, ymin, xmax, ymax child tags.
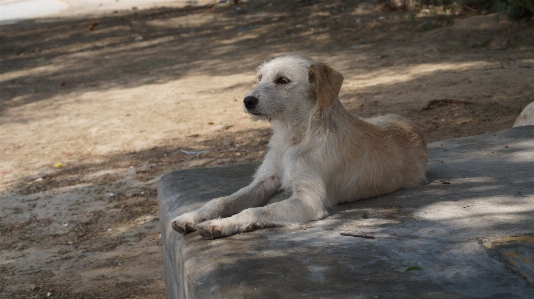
<box><xmin>158</xmin><ymin>126</ymin><xmax>534</xmax><ymax>299</ymax></box>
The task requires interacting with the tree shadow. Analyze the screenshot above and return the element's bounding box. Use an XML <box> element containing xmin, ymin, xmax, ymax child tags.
<box><xmin>2</xmin><ymin>0</ymin><xmax>532</xmax><ymax>113</ymax></box>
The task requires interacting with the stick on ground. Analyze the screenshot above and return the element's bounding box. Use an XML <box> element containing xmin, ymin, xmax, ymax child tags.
<box><xmin>340</xmin><ymin>233</ymin><xmax>376</xmax><ymax>239</ymax></box>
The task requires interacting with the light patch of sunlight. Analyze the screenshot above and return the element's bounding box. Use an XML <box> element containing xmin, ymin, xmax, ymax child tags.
<box><xmin>504</xmin><ymin>141</ymin><xmax>534</xmax><ymax>163</ymax></box>
<box><xmin>345</xmin><ymin>61</ymin><xmax>484</xmax><ymax>89</ymax></box>
<box><xmin>82</xmin><ymin>168</ymin><xmax>131</xmax><ymax>181</ymax></box>
<box><xmin>0</xmin><ymin>63</ymin><xmax>65</xmax><ymax>83</ymax></box>
<box><xmin>146</xmin><ymin>14</ymin><xmax>213</xmax><ymax>29</ymax></box>
<box><xmin>0</xmin><ymin>258</ymin><xmax>18</xmax><ymax>266</ymax></box>
<box><xmin>0</xmin><ymin>0</ymin><xmax>67</xmax><ymax>24</ymax></box>
<box><xmin>107</xmin><ymin>214</ymin><xmax>155</xmax><ymax>235</ymax></box>
<box><xmin>415</xmin><ymin>201</ymin><xmax>534</xmax><ymax>221</ymax></box>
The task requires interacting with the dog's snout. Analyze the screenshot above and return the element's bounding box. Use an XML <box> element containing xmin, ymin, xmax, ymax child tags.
<box><xmin>244</xmin><ymin>96</ymin><xmax>258</xmax><ymax>110</ymax></box>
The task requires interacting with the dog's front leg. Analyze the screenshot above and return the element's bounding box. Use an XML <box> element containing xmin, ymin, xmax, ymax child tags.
<box><xmin>195</xmin><ymin>189</ymin><xmax>329</xmax><ymax>239</ymax></box>
<box><xmin>171</xmin><ymin>175</ymin><xmax>281</xmax><ymax>235</ymax></box>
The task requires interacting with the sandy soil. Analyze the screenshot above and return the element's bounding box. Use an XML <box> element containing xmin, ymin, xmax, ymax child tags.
<box><xmin>1</xmin><ymin>0</ymin><xmax>533</xmax><ymax>298</ymax></box>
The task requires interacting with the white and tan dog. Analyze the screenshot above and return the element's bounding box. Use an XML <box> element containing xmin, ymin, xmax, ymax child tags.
<box><xmin>172</xmin><ymin>54</ymin><xmax>428</xmax><ymax>239</ymax></box>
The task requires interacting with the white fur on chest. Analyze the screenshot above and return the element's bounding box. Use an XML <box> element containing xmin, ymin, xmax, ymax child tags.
<box><xmin>280</xmin><ymin>146</ymin><xmax>299</xmax><ymax>190</ymax></box>
<box><xmin>269</xmin><ymin>121</ymin><xmax>303</xmax><ymax>191</ymax></box>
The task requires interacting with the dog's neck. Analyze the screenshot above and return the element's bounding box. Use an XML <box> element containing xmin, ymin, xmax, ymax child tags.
<box><xmin>312</xmin><ymin>99</ymin><xmax>358</xmax><ymax>129</ymax></box>
<box><xmin>270</xmin><ymin>99</ymin><xmax>359</xmax><ymax>147</ymax></box>
<box><xmin>271</xmin><ymin>118</ymin><xmax>306</xmax><ymax>146</ymax></box>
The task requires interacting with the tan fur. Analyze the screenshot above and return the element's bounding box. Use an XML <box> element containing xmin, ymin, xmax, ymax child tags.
<box><xmin>308</xmin><ymin>62</ymin><xmax>344</xmax><ymax>108</ymax></box>
<box><xmin>171</xmin><ymin>54</ymin><xmax>428</xmax><ymax>239</ymax></box>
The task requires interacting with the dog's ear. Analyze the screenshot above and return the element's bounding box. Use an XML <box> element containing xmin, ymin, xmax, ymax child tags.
<box><xmin>308</xmin><ymin>62</ymin><xmax>344</xmax><ymax>108</ymax></box>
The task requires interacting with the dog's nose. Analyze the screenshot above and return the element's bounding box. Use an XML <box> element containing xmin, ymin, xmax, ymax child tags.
<box><xmin>243</xmin><ymin>96</ymin><xmax>258</xmax><ymax>110</ymax></box>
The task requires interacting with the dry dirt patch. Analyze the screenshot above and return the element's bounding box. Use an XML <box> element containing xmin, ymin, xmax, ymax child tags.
<box><xmin>1</xmin><ymin>0</ymin><xmax>533</xmax><ymax>298</ymax></box>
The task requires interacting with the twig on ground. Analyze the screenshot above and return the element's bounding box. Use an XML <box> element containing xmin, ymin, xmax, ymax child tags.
<box><xmin>340</xmin><ymin>232</ymin><xmax>376</xmax><ymax>239</ymax></box>
<box><xmin>219</xmin><ymin>149</ymin><xmax>258</xmax><ymax>153</ymax></box>
<box><xmin>418</xmin><ymin>99</ymin><xmax>471</xmax><ymax>112</ymax></box>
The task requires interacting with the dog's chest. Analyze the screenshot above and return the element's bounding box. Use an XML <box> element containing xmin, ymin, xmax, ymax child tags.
<box><xmin>279</xmin><ymin>145</ymin><xmax>300</xmax><ymax>189</ymax></box>
<box><xmin>270</xmin><ymin>124</ymin><xmax>304</xmax><ymax>189</ymax></box>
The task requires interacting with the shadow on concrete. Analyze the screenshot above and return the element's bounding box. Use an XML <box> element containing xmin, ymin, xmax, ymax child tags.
<box><xmin>157</xmin><ymin>126</ymin><xmax>534</xmax><ymax>298</ymax></box>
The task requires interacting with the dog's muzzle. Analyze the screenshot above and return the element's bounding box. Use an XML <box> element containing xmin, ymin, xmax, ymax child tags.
<box><xmin>244</xmin><ymin>96</ymin><xmax>258</xmax><ymax>111</ymax></box>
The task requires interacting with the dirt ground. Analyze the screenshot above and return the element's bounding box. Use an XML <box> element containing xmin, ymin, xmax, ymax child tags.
<box><xmin>0</xmin><ymin>0</ymin><xmax>533</xmax><ymax>298</ymax></box>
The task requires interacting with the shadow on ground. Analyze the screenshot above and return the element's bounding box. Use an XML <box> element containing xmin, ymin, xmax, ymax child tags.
<box><xmin>1</xmin><ymin>0</ymin><xmax>533</xmax><ymax>111</ymax></box>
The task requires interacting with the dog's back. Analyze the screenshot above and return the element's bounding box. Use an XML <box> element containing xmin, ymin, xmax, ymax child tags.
<box><xmin>311</xmin><ymin>106</ymin><xmax>428</xmax><ymax>204</ymax></box>
<box><xmin>366</xmin><ymin>114</ymin><xmax>428</xmax><ymax>188</ymax></box>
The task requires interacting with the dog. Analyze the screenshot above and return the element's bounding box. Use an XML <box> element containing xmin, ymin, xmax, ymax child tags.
<box><xmin>172</xmin><ymin>54</ymin><xmax>428</xmax><ymax>239</ymax></box>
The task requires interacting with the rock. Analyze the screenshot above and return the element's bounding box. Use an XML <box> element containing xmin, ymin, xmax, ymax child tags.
<box><xmin>513</xmin><ymin>101</ymin><xmax>534</xmax><ymax>127</ymax></box>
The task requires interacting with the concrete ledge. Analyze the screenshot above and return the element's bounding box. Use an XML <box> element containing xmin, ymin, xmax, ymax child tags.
<box><xmin>158</xmin><ymin>126</ymin><xmax>534</xmax><ymax>299</ymax></box>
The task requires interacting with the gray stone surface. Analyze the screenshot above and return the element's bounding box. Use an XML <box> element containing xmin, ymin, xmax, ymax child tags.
<box><xmin>158</xmin><ymin>126</ymin><xmax>534</xmax><ymax>299</ymax></box>
<box><xmin>483</xmin><ymin>236</ymin><xmax>534</xmax><ymax>285</ymax></box>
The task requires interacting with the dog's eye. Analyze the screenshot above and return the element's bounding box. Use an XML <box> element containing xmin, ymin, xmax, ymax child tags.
<box><xmin>258</xmin><ymin>75</ymin><xmax>262</xmax><ymax>82</ymax></box>
<box><xmin>275</xmin><ymin>76</ymin><xmax>291</xmax><ymax>84</ymax></box>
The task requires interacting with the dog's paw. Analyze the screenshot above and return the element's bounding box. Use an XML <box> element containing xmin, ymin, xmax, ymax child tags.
<box><xmin>171</xmin><ymin>213</ymin><xmax>202</xmax><ymax>235</ymax></box>
<box><xmin>196</xmin><ymin>220</ymin><xmax>228</xmax><ymax>239</ymax></box>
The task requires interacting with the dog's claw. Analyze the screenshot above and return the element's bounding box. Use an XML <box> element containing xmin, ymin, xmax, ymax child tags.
<box><xmin>172</xmin><ymin>221</ymin><xmax>194</xmax><ymax>235</ymax></box>
<box><xmin>197</xmin><ymin>226</ymin><xmax>223</xmax><ymax>239</ymax></box>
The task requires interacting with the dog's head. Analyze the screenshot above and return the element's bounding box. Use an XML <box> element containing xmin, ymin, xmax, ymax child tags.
<box><xmin>243</xmin><ymin>54</ymin><xmax>344</xmax><ymax>122</ymax></box>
